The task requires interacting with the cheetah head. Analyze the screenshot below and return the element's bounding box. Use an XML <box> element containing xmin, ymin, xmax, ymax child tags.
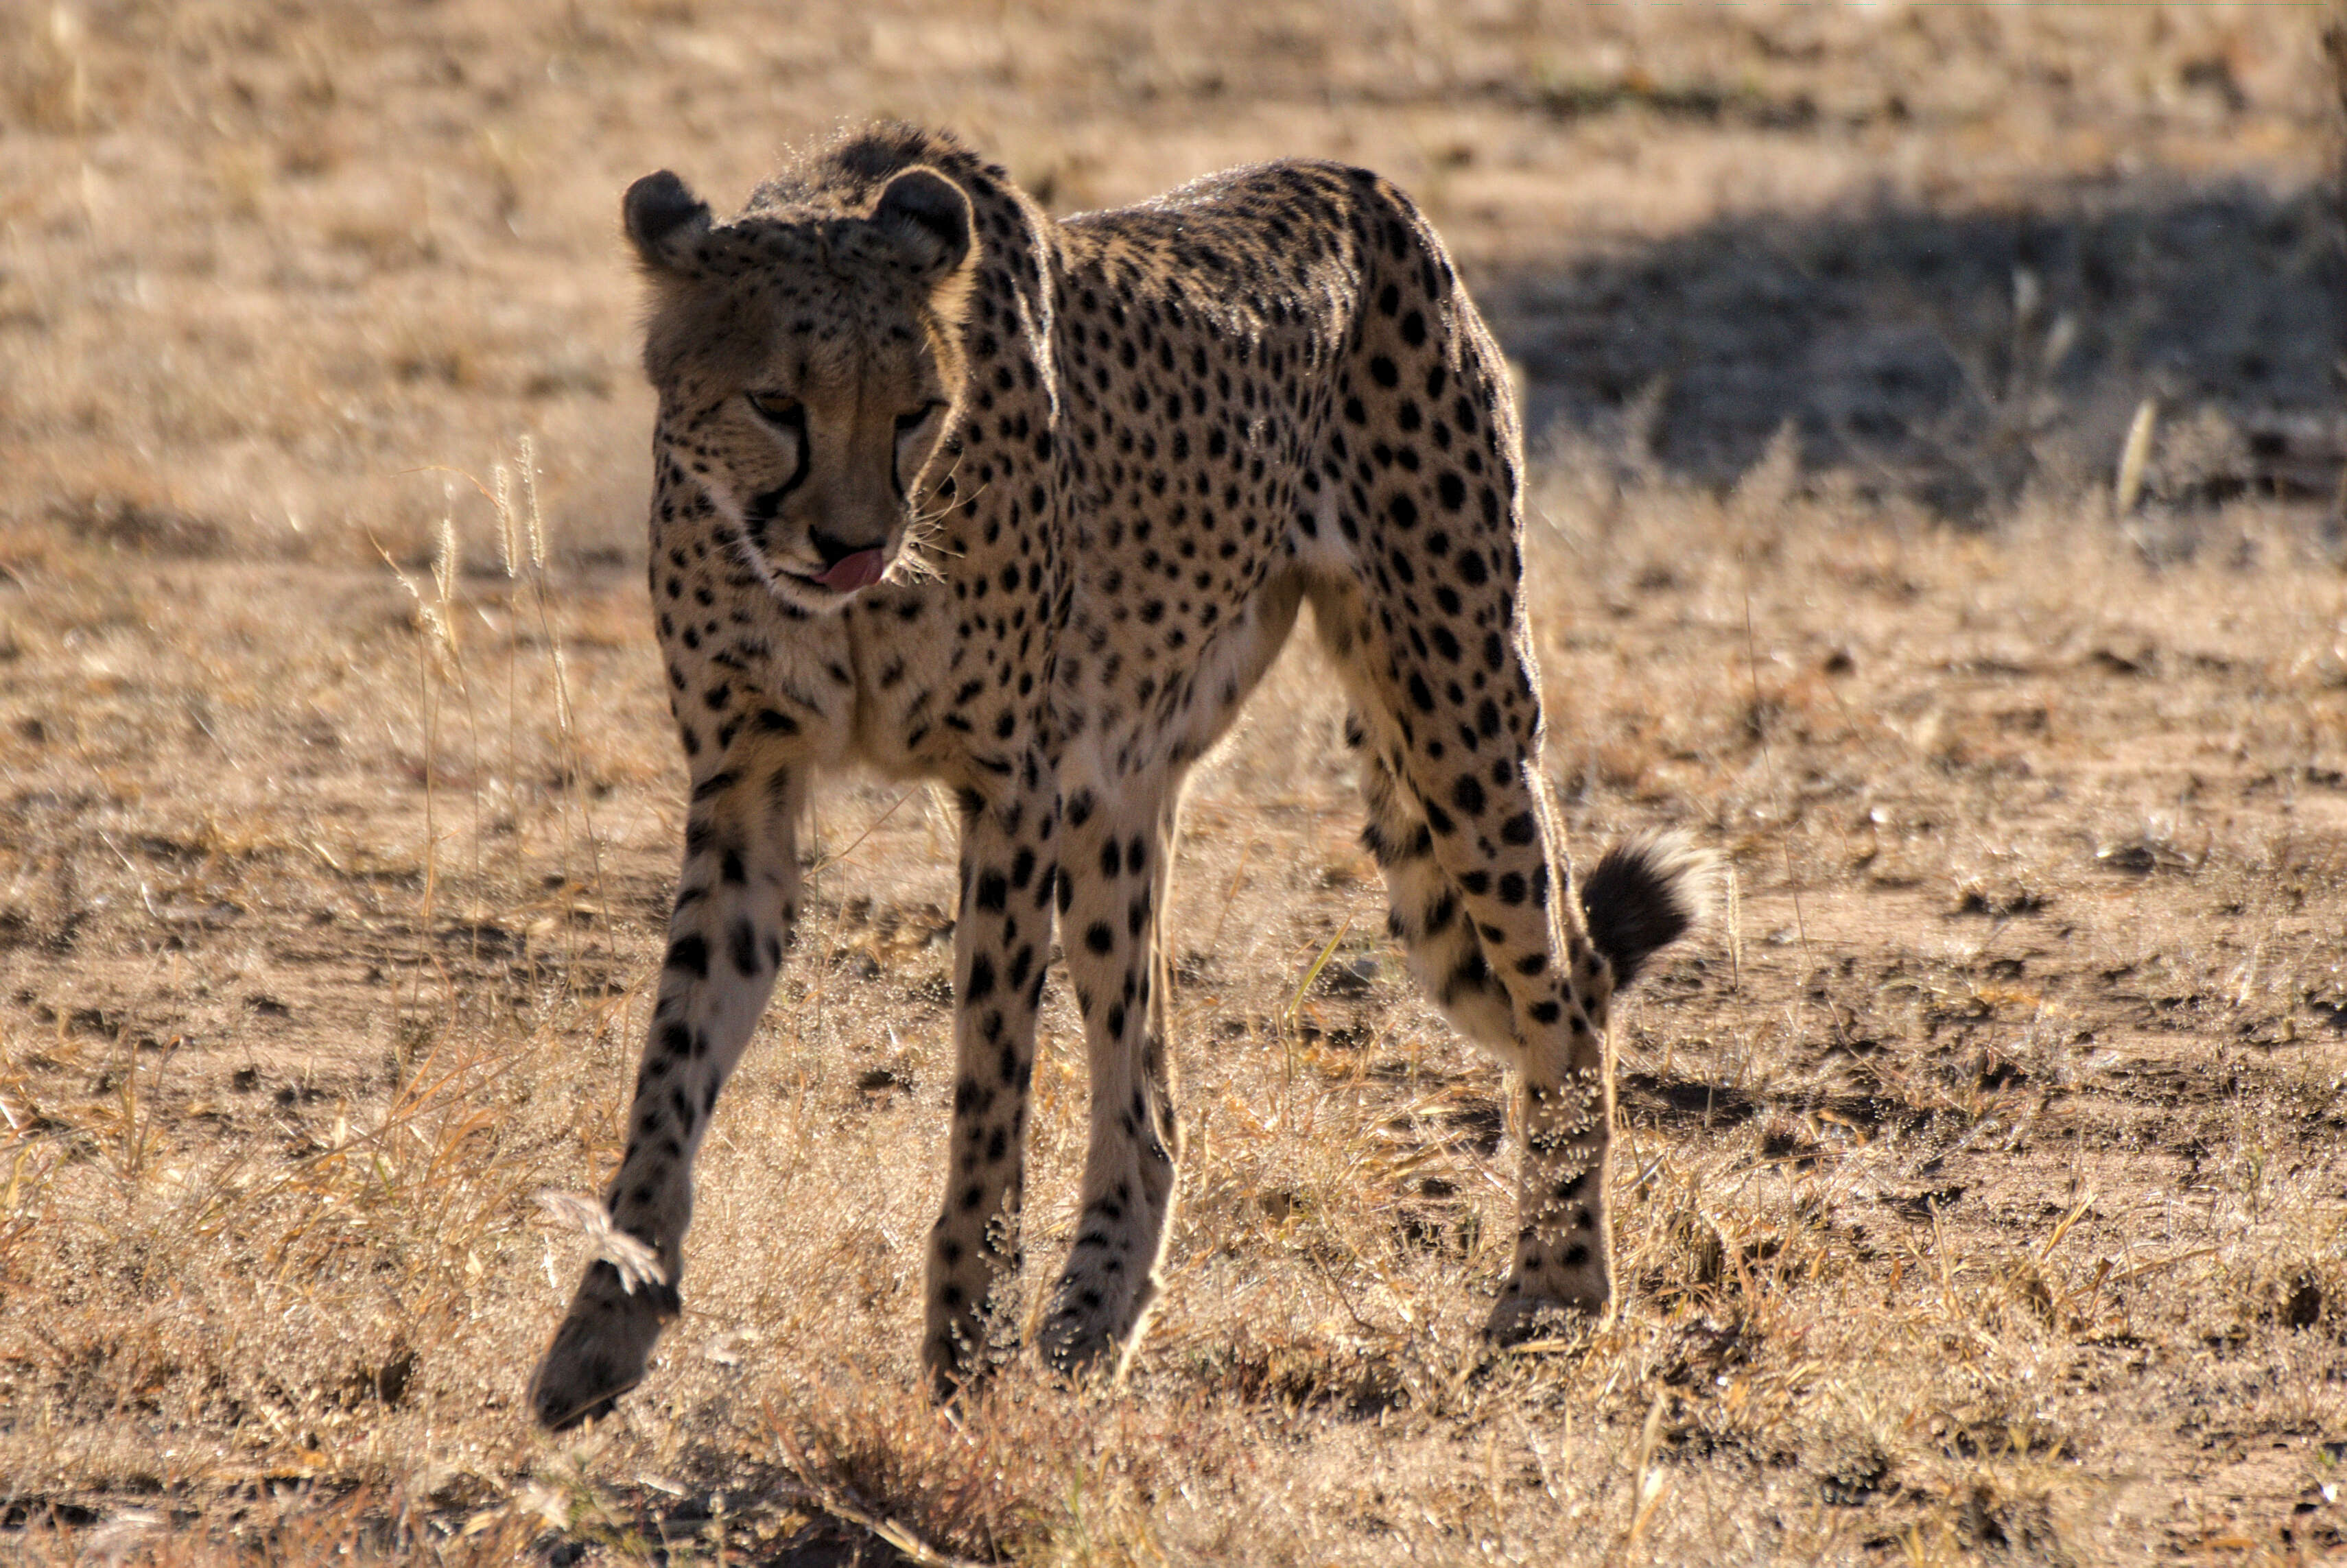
<box><xmin>624</xmin><ymin>165</ymin><xmax>976</xmax><ymax>612</ymax></box>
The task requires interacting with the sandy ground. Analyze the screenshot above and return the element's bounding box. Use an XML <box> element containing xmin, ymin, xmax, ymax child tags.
<box><xmin>3</xmin><ymin>2</ymin><xmax>2347</xmax><ymax>1562</ymax></box>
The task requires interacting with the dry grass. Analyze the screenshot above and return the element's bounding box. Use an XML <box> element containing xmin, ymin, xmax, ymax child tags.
<box><xmin>8</xmin><ymin>473</ymin><xmax>2347</xmax><ymax>1563</ymax></box>
<box><xmin>4</xmin><ymin>2</ymin><xmax>2347</xmax><ymax>1563</ymax></box>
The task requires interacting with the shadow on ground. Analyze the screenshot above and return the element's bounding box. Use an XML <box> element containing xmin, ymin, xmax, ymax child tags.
<box><xmin>1483</xmin><ymin>178</ymin><xmax>2344</xmax><ymax>519</ymax></box>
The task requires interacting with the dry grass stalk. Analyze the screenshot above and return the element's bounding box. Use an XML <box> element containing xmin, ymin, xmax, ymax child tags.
<box><xmin>2113</xmin><ymin>398</ymin><xmax>2159</xmax><ymax>518</ymax></box>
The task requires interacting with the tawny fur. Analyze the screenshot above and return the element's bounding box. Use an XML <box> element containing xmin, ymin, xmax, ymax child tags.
<box><xmin>529</xmin><ymin>125</ymin><xmax>1706</xmax><ymax>1429</ymax></box>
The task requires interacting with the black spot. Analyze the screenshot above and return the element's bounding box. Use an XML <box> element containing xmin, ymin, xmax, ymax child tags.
<box><xmin>966</xmin><ymin>953</ymin><xmax>997</xmax><ymax>1002</ymax></box>
<box><xmin>665</xmin><ymin>934</ymin><xmax>709</xmax><ymax>977</ymax></box>
<box><xmin>730</xmin><ymin>919</ymin><xmax>762</xmax><ymax>975</ymax></box>
<box><xmin>1444</xmin><ymin>949</ymin><xmax>1492</xmax><ymax>999</ymax></box>
<box><xmin>1085</xmin><ymin>921</ymin><xmax>1115</xmax><ymax>955</ymax></box>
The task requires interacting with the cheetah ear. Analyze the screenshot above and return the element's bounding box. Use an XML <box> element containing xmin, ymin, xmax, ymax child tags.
<box><xmin>871</xmin><ymin>167</ymin><xmax>972</xmax><ymax>278</ymax></box>
<box><xmin>624</xmin><ymin>169</ymin><xmax>712</xmax><ymax>273</ymax></box>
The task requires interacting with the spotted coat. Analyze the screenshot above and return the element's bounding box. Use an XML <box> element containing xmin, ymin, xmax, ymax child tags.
<box><xmin>528</xmin><ymin>125</ymin><xmax>1708</xmax><ymax>1428</ymax></box>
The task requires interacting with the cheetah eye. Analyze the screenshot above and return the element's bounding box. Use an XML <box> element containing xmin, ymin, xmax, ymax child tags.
<box><xmin>894</xmin><ymin>401</ymin><xmax>944</xmax><ymax>434</ymax></box>
<box><xmin>745</xmin><ymin>391</ymin><xmax>805</xmax><ymax>427</ymax></box>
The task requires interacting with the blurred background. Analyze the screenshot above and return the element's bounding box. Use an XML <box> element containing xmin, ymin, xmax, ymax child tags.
<box><xmin>2</xmin><ymin>0</ymin><xmax>2339</xmax><ymax>566</ymax></box>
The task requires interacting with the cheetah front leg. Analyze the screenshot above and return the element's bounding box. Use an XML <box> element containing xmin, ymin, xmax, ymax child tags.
<box><xmin>923</xmin><ymin>782</ymin><xmax>1060</xmax><ymax>1397</ymax></box>
<box><xmin>530</xmin><ymin>760</ymin><xmax>805</xmax><ymax>1429</ymax></box>
<box><xmin>1037</xmin><ymin>778</ymin><xmax>1183</xmax><ymax>1381</ymax></box>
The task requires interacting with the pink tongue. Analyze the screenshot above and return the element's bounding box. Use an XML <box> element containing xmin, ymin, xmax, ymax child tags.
<box><xmin>816</xmin><ymin>549</ymin><xmax>886</xmax><ymax>592</ymax></box>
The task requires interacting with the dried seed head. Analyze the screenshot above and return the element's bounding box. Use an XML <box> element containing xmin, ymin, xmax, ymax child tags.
<box><xmin>519</xmin><ymin>439</ymin><xmax>550</xmax><ymax>571</ymax></box>
<box><xmin>432</xmin><ymin>515</ymin><xmax>456</xmax><ymax>612</ymax></box>
<box><xmin>534</xmin><ymin>1189</ymin><xmax>666</xmax><ymax>1294</ymax></box>
<box><xmin>494</xmin><ymin>474</ymin><xmax>518</xmax><ymax>578</ymax></box>
<box><xmin>518</xmin><ymin>434</ymin><xmax>548</xmax><ymax>571</ymax></box>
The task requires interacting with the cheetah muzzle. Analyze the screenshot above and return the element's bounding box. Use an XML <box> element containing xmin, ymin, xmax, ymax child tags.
<box><xmin>528</xmin><ymin>123</ymin><xmax>1711</xmax><ymax>1429</ymax></box>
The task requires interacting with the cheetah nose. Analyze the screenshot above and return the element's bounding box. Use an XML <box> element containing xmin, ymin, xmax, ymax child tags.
<box><xmin>815</xmin><ymin>549</ymin><xmax>886</xmax><ymax>592</ymax></box>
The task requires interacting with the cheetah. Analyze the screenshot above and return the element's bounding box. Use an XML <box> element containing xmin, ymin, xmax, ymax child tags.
<box><xmin>529</xmin><ymin>125</ymin><xmax>1710</xmax><ymax>1429</ymax></box>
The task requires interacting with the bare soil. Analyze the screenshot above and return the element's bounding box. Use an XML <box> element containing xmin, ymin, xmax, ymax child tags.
<box><xmin>3</xmin><ymin>3</ymin><xmax>2346</xmax><ymax>1563</ymax></box>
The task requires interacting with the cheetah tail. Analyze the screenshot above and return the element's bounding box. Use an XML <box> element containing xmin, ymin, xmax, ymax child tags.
<box><xmin>1577</xmin><ymin>831</ymin><xmax>1717</xmax><ymax>992</ymax></box>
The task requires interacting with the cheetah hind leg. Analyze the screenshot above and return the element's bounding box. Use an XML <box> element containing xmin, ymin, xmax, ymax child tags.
<box><xmin>1488</xmin><ymin>830</ymin><xmax>1714</xmax><ymax>1342</ymax></box>
<box><xmin>1356</xmin><ymin>741</ymin><xmax>1599</xmax><ymax>1334</ymax></box>
<box><xmin>1358</xmin><ymin>728</ymin><xmax>1710</xmax><ymax>1338</ymax></box>
<box><xmin>1353</xmin><ymin>732</ymin><xmax>1519</xmax><ymax>1052</ymax></box>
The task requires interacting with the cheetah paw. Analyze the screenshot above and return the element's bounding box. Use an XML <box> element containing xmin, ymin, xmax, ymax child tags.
<box><xmin>1037</xmin><ymin>1312</ymin><xmax>1122</xmax><ymax>1382</ymax></box>
<box><xmin>529</xmin><ymin>1262</ymin><xmax>680</xmax><ymax>1431</ymax></box>
<box><xmin>1038</xmin><ymin>1274</ymin><xmax>1156</xmax><ymax>1382</ymax></box>
<box><xmin>1483</xmin><ymin>1289</ymin><xmax>1602</xmax><ymax>1348</ymax></box>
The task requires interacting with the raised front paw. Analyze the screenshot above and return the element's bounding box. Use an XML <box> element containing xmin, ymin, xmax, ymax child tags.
<box><xmin>529</xmin><ymin>1261</ymin><xmax>681</xmax><ymax>1430</ymax></box>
